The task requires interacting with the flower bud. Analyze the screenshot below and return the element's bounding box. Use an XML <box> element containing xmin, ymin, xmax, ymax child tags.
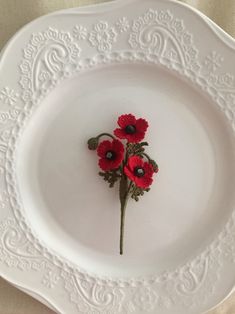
<box><xmin>87</xmin><ymin>137</ymin><xmax>99</xmax><ymax>150</ymax></box>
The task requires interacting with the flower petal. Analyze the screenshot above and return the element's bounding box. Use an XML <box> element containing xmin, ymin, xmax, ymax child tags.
<box><xmin>109</xmin><ymin>159</ymin><xmax>122</xmax><ymax>169</ymax></box>
<box><xmin>112</xmin><ymin>139</ymin><xmax>124</xmax><ymax>153</ymax></box>
<box><xmin>97</xmin><ymin>140</ymin><xmax>112</xmax><ymax>158</ymax></box>
<box><xmin>117</xmin><ymin>114</ymin><xmax>136</xmax><ymax>128</ymax></box>
<box><xmin>114</xmin><ymin>128</ymin><xmax>127</xmax><ymax>139</ymax></box>
<box><xmin>126</xmin><ymin>132</ymin><xmax>145</xmax><ymax>143</ymax></box>
<box><xmin>98</xmin><ymin>158</ymin><xmax>110</xmax><ymax>171</ymax></box>
<box><xmin>113</xmin><ymin>151</ymin><xmax>124</xmax><ymax>168</ymax></box>
<box><xmin>128</xmin><ymin>155</ymin><xmax>143</xmax><ymax>171</ymax></box>
<box><xmin>135</xmin><ymin>176</ymin><xmax>153</xmax><ymax>189</ymax></box>
<box><xmin>143</xmin><ymin>162</ymin><xmax>154</xmax><ymax>176</ymax></box>
<box><xmin>124</xmin><ymin>166</ymin><xmax>135</xmax><ymax>181</ymax></box>
<box><xmin>136</xmin><ymin>118</ymin><xmax>148</xmax><ymax>133</ymax></box>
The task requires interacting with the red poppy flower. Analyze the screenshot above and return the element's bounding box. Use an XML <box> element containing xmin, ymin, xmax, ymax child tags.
<box><xmin>124</xmin><ymin>156</ymin><xmax>154</xmax><ymax>188</ymax></box>
<box><xmin>114</xmin><ymin>114</ymin><xmax>148</xmax><ymax>143</ymax></box>
<box><xmin>97</xmin><ymin>139</ymin><xmax>124</xmax><ymax>171</ymax></box>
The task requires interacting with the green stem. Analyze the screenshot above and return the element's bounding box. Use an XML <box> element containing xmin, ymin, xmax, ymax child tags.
<box><xmin>97</xmin><ymin>133</ymin><xmax>115</xmax><ymax>140</ymax></box>
<box><xmin>120</xmin><ymin>194</ymin><xmax>128</xmax><ymax>255</ymax></box>
<box><xmin>138</xmin><ymin>152</ymin><xmax>151</xmax><ymax>162</ymax></box>
<box><xmin>119</xmin><ymin>181</ymin><xmax>132</xmax><ymax>255</ymax></box>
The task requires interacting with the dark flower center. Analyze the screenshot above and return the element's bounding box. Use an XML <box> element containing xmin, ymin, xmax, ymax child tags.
<box><xmin>125</xmin><ymin>125</ymin><xmax>136</xmax><ymax>134</ymax></box>
<box><xmin>134</xmin><ymin>167</ymin><xmax>145</xmax><ymax>177</ymax></box>
<box><xmin>105</xmin><ymin>150</ymin><xmax>116</xmax><ymax>160</ymax></box>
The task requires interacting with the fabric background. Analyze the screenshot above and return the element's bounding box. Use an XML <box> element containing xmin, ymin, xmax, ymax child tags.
<box><xmin>0</xmin><ymin>0</ymin><xmax>235</xmax><ymax>313</ymax></box>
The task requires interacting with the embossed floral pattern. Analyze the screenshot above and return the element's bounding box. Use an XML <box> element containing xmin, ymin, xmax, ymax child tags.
<box><xmin>0</xmin><ymin>129</ymin><xmax>11</xmax><ymax>142</ymax></box>
<box><xmin>0</xmin><ymin>87</ymin><xmax>19</xmax><ymax>106</ymax></box>
<box><xmin>19</xmin><ymin>76</ymin><xmax>31</xmax><ymax>90</ymax></box>
<box><xmin>89</xmin><ymin>21</ymin><xmax>117</xmax><ymax>52</ymax></box>
<box><xmin>132</xmin><ymin>288</ymin><xmax>158</xmax><ymax>311</ymax></box>
<box><xmin>219</xmin><ymin>73</ymin><xmax>234</xmax><ymax>87</ymax></box>
<box><xmin>0</xmin><ymin>191</ymin><xmax>9</xmax><ymax>208</ymax></box>
<box><xmin>129</xmin><ymin>9</ymin><xmax>158</xmax><ymax>51</ymax></box>
<box><xmin>23</xmin><ymin>44</ymin><xmax>36</xmax><ymax>60</ymax></box>
<box><xmin>19</xmin><ymin>60</ymin><xmax>31</xmax><ymax>74</ymax></box>
<box><xmin>227</xmin><ymin>94</ymin><xmax>235</xmax><ymax>108</ymax></box>
<box><xmin>19</xmin><ymin>27</ymin><xmax>81</xmax><ymax>100</ymax></box>
<box><xmin>61</xmin><ymin>271</ymin><xmax>123</xmax><ymax>313</ymax></box>
<box><xmin>21</xmin><ymin>90</ymin><xmax>33</xmax><ymax>103</ymax></box>
<box><xmin>207</xmin><ymin>73</ymin><xmax>235</xmax><ymax>88</ymax></box>
<box><xmin>157</xmin><ymin>10</ymin><xmax>173</xmax><ymax>23</ymax></box>
<box><xmin>0</xmin><ymin>109</ymin><xmax>20</xmax><ymax>125</ymax></box>
<box><xmin>0</xmin><ymin>219</ymin><xmax>47</xmax><ymax>272</ymax></box>
<box><xmin>42</xmin><ymin>268</ymin><xmax>60</xmax><ymax>288</ymax></box>
<box><xmin>182</xmin><ymin>31</ymin><xmax>192</xmax><ymax>44</ymax></box>
<box><xmin>165</xmin><ymin>49</ymin><xmax>178</xmax><ymax>61</ymax></box>
<box><xmin>38</xmin><ymin>71</ymin><xmax>51</xmax><ymax>83</ymax></box>
<box><xmin>73</xmin><ymin>25</ymin><xmax>88</xmax><ymax>40</ymax></box>
<box><xmin>128</xmin><ymin>9</ymin><xmax>200</xmax><ymax>71</ymax></box>
<box><xmin>171</xmin><ymin>19</ymin><xmax>184</xmax><ymax>33</ymax></box>
<box><xmin>204</xmin><ymin>51</ymin><xmax>224</xmax><ymax>72</ymax></box>
<box><xmin>116</xmin><ymin>17</ymin><xmax>130</xmax><ymax>33</ymax></box>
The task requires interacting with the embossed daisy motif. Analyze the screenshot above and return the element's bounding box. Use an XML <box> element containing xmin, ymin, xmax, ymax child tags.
<box><xmin>73</xmin><ymin>25</ymin><xmax>88</xmax><ymax>40</ymax></box>
<box><xmin>0</xmin><ymin>87</ymin><xmax>19</xmax><ymax>106</ymax></box>
<box><xmin>88</xmin><ymin>114</ymin><xmax>159</xmax><ymax>254</ymax></box>
<box><xmin>116</xmin><ymin>17</ymin><xmax>130</xmax><ymax>33</ymax></box>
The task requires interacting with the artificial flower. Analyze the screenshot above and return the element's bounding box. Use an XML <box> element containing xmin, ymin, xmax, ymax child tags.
<box><xmin>114</xmin><ymin>114</ymin><xmax>148</xmax><ymax>143</ymax></box>
<box><xmin>124</xmin><ymin>155</ymin><xmax>154</xmax><ymax>188</ymax></box>
<box><xmin>97</xmin><ymin>139</ymin><xmax>124</xmax><ymax>171</ymax></box>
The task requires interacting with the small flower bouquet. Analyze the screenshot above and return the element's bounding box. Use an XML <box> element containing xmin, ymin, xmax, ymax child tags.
<box><xmin>88</xmin><ymin>114</ymin><xmax>159</xmax><ymax>254</ymax></box>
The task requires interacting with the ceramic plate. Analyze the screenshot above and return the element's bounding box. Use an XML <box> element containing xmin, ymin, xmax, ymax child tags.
<box><xmin>0</xmin><ymin>0</ymin><xmax>235</xmax><ymax>313</ymax></box>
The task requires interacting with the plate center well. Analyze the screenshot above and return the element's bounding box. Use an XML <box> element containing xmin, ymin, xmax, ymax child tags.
<box><xmin>17</xmin><ymin>63</ymin><xmax>235</xmax><ymax>277</ymax></box>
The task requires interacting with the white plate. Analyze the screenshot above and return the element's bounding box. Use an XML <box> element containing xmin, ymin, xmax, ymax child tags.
<box><xmin>0</xmin><ymin>0</ymin><xmax>235</xmax><ymax>313</ymax></box>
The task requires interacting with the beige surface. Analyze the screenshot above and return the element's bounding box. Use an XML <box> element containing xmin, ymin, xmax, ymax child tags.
<box><xmin>0</xmin><ymin>0</ymin><xmax>235</xmax><ymax>313</ymax></box>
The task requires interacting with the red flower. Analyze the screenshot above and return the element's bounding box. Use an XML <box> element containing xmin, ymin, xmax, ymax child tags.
<box><xmin>124</xmin><ymin>156</ymin><xmax>154</xmax><ymax>188</ymax></box>
<box><xmin>97</xmin><ymin>139</ymin><xmax>124</xmax><ymax>171</ymax></box>
<box><xmin>114</xmin><ymin>114</ymin><xmax>148</xmax><ymax>143</ymax></box>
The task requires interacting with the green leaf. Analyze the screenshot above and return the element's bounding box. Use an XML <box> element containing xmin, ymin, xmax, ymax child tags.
<box><xmin>99</xmin><ymin>170</ymin><xmax>121</xmax><ymax>188</ymax></box>
<box><xmin>130</xmin><ymin>185</ymin><xmax>150</xmax><ymax>202</ymax></box>
<box><xmin>126</xmin><ymin>142</ymin><xmax>149</xmax><ymax>155</ymax></box>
